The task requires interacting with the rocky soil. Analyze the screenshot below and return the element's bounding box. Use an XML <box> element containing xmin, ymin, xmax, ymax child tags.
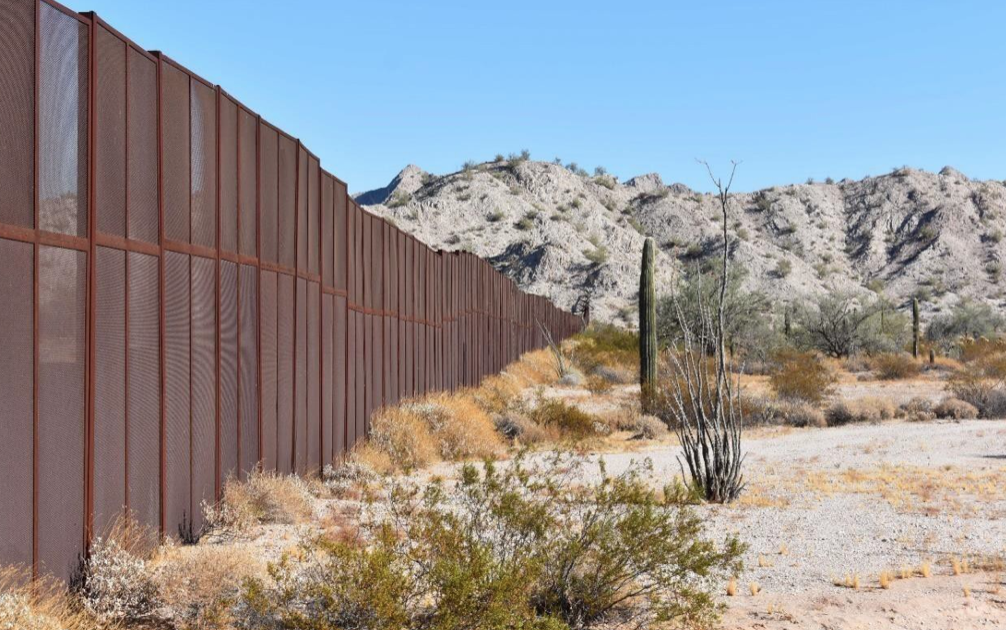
<box><xmin>359</xmin><ymin>160</ymin><xmax>1006</xmax><ymax>326</ymax></box>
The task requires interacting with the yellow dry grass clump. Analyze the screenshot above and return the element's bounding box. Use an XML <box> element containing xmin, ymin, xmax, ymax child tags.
<box><xmin>151</xmin><ymin>543</ymin><xmax>264</xmax><ymax>630</ymax></box>
<box><xmin>0</xmin><ymin>566</ymin><xmax>96</xmax><ymax>630</ymax></box>
<box><xmin>207</xmin><ymin>470</ymin><xmax>315</xmax><ymax>532</ymax></box>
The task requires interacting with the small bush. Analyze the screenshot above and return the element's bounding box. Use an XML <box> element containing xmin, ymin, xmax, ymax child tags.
<box><xmin>585</xmin><ymin>373</ymin><xmax>614</xmax><ymax>395</ymax></box>
<box><xmin>899</xmin><ymin>397</ymin><xmax>936</xmax><ymax>422</ymax></box>
<box><xmin>826</xmin><ymin>397</ymin><xmax>896</xmax><ymax>426</ymax></box>
<box><xmin>871</xmin><ymin>353</ymin><xmax>921</xmax><ymax>380</ymax></box>
<box><xmin>368</xmin><ymin>407</ymin><xmax>440</xmax><ymax>471</ymax></box>
<box><xmin>78</xmin><ymin>535</ymin><xmax>158</xmax><ymax>624</ymax></box>
<box><xmin>592</xmin><ymin>364</ymin><xmax>635</xmax><ymax>384</ymax></box>
<box><xmin>583</xmin><ymin>245</ymin><xmax>609</xmax><ymax>265</ymax></box>
<box><xmin>205</xmin><ymin>471</ymin><xmax>314</xmax><ymax>535</ymax></box>
<box><xmin>487</xmin><ymin>210</ymin><xmax>505</xmax><ymax>222</ymax></box>
<box><xmin>776</xmin><ymin>400</ymin><xmax>827</xmax><ymax>428</ymax></box>
<box><xmin>633</xmin><ymin>415</ymin><xmax>668</xmax><ymax>439</ymax></box>
<box><xmin>240</xmin><ymin>455</ymin><xmax>743</xmax><ymax>630</ymax></box>
<box><xmin>768</xmin><ymin>349</ymin><xmax>836</xmax><ymax>404</ymax></box>
<box><xmin>933</xmin><ymin>397</ymin><xmax>979</xmax><ymax>420</ymax></box>
<box><xmin>404</xmin><ymin>393</ymin><xmax>504</xmax><ymax>461</ymax></box>
<box><xmin>0</xmin><ymin>567</ymin><xmax>97</xmax><ymax>630</ymax></box>
<box><xmin>528</xmin><ymin>397</ymin><xmax>604</xmax><ymax>439</ymax></box>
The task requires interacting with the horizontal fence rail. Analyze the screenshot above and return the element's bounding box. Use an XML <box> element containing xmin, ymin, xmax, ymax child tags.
<box><xmin>0</xmin><ymin>0</ymin><xmax>583</xmax><ymax>580</ymax></box>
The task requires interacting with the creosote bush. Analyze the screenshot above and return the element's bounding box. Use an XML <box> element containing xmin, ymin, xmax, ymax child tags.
<box><xmin>240</xmin><ymin>454</ymin><xmax>743</xmax><ymax>630</ymax></box>
<box><xmin>825</xmin><ymin>397</ymin><xmax>896</xmax><ymax>426</ymax></box>
<box><xmin>768</xmin><ymin>348</ymin><xmax>836</xmax><ymax>404</ymax></box>
<box><xmin>871</xmin><ymin>352</ymin><xmax>921</xmax><ymax>380</ymax></box>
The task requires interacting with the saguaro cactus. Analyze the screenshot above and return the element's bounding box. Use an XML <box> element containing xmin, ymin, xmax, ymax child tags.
<box><xmin>639</xmin><ymin>237</ymin><xmax>657</xmax><ymax>410</ymax></box>
<box><xmin>912</xmin><ymin>297</ymin><xmax>920</xmax><ymax>359</ymax></box>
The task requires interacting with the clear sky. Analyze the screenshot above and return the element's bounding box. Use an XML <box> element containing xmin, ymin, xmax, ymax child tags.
<box><xmin>83</xmin><ymin>0</ymin><xmax>1006</xmax><ymax>194</ymax></box>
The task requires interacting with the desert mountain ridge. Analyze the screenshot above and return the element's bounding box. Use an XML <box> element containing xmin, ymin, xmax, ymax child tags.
<box><xmin>357</xmin><ymin>159</ymin><xmax>1006</xmax><ymax>327</ymax></box>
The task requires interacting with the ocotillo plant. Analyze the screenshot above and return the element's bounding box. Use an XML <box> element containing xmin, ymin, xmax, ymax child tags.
<box><xmin>912</xmin><ymin>297</ymin><xmax>920</xmax><ymax>359</ymax></box>
<box><xmin>639</xmin><ymin>237</ymin><xmax>657</xmax><ymax>410</ymax></box>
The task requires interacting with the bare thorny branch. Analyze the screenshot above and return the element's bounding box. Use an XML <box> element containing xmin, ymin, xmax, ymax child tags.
<box><xmin>659</xmin><ymin>160</ymin><xmax>745</xmax><ymax>503</ymax></box>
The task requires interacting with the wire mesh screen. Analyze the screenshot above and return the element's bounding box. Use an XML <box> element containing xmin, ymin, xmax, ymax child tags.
<box><xmin>127</xmin><ymin>252</ymin><xmax>160</xmax><ymax>532</ymax></box>
<box><xmin>333</xmin><ymin>295</ymin><xmax>347</xmax><ymax>456</ymax></box>
<box><xmin>190</xmin><ymin>255</ymin><xmax>216</xmax><ymax>530</ymax></box>
<box><xmin>238</xmin><ymin>109</ymin><xmax>257</xmax><ymax>257</ymax></box>
<box><xmin>39</xmin><ymin>5</ymin><xmax>87</xmax><ymax>237</ymax></box>
<box><xmin>161</xmin><ymin>62</ymin><xmax>189</xmax><ymax>244</ymax></box>
<box><xmin>276</xmin><ymin>273</ymin><xmax>294</xmax><ymax>474</ymax></box>
<box><xmin>238</xmin><ymin>264</ymin><xmax>259</xmax><ymax>476</ymax></box>
<box><xmin>190</xmin><ymin>82</ymin><xmax>216</xmax><ymax>250</ymax></box>
<box><xmin>0</xmin><ymin>238</ymin><xmax>33</xmax><ymax>568</ymax></box>
<box><xmin>126</xmin><ymin>50</ymin><xmax>158</xmax><ymax>245</ymax></box>
<box><xmin>308</xmin><ymin>156</ymin><xmax>319</xmax><ymax>275</ymax></box>
<box><xmin>37</xmin><ymin>245</ymin><xmax>86</xmax><ymax>580</ymax></box>
<box><xmin>259</xmin><ymin>124</ymin><xmax>278</xmax><ymax>264</ymax></box>
<box><xmin>278</xmin><ymin>136</ymin><xmax>296</xmax><ymax>269</ymax></box>
<box><xmin>321</xmin><ymin>174</ymin><xmax>333</xmax><ymax>287</ymax></box>
<box><xmin>94</xmin><ymin>247</ymin><xmax>126</xmax><ymax>537</ymax></box>
<box><xmin>321</xmin><ymin>293</ymin><xmax>333</xmax><ymax>463</ymax></box>
<box><xmin>219</xmin><ymin>260</ymin><xmax>239</xmax><ymax>483</ymax></box>
<box><xmin>295</xmin><ymin>277</ymin><xmax>307</xmax><ymax>472</ymax></box>
<box><xmin>307</xmin><ymin>282</ymin><xmax>320</xmax><ymax>471</ymax></box>
<box><xmin>219</xmin><ymin>96</ymin><xmax>238</xmax><ymax>254</ymax></box>
<box><xmin>259</xmin><ymin>270</ymin><xmax>278</xmax><ymax>472</ymax></box>
<box><xmin>163</xmin><ymin>251</ymin><xmax>191</xmax><ymax>537</ymax></box>
<box><xmin>0</xmin><ymin>0</ymin><xmax>34</xmax><ymax>228</ymax></box>
<box><xmin>296</xmin><ymin>146</ymin><xmax>306</xmax><ymax>272</ymax></box>
<box><xmin>95</xmin><ymin>26</ymin><xmax>125</xmax><ymax>237</ymax></box>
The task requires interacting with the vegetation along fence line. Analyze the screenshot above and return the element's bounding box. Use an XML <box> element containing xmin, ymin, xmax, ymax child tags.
<box><xmin>0</xmin><ymin>0</ymin><xmax>583</xmax><ymax>580</ymax></box>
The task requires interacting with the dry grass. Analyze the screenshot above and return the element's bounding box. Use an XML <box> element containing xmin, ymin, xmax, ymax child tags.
<box><xmin>151</xmin><ymin>543</ymin><xmax>264</xmax><ymax>630</ymax></box>
<box><xmin>0</xmin><ymin>566</ymin><xmax>97</xmax><ymax>630</ymax></box>
<box><xmin>405</xmin><ymin>393</ymin><xmax>504</xmax><ymax>460</ymax></box>
<box><xmin>871</xmin><ymin>353</ymin><xmax>922</xmax><ymax>380</ymax></box>
<box><xmin>825</xmin><ymin>397</ymin><xmax>896</xmax><ymax>426</ymax></box>
<box><xmin>367</xmin><ymin>405</ymin><xmax>441</xmax><ymax>471</ymax></box>
<box><xmin>205</xmin><ymin>470</ymin><xmax>315</xmax><ymax>533</ymax></box>
<box><xmin>769</xmin><ymin>349</ymin><xmax>837</xmax><ymax>405</ymax></box>
<box><xmin>727</xmin><ymin>578</ymin><xmax>737</xmax><ymax>596</ymax></box>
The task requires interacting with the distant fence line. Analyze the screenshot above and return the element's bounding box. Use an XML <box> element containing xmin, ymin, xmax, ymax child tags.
<box><xmin>0</xmin><ymin>0</ymin><xmax>582</xmax><ymax>580</ymax></box>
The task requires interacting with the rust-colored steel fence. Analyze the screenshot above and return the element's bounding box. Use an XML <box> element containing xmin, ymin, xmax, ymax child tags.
<box><xmin>0</xmin><ymin>0</ymin><xmax>583</xmax><ymax>580</ymax></box>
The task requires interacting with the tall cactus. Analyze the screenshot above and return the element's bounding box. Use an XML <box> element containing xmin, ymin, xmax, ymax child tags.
<box><xmin>639</xmin><ymin>238</ymin><xmax>657</xmax><ymax>410</ymax></box>
<box><xmin>912</xmin><ymin>297</ymin><xmax>920</xmax><ymax>359</ymax></box>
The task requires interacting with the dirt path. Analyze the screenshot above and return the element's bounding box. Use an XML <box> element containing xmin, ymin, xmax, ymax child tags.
<box><xmin>577</xmin><ymin>421</ymin><xmax>1006</xmax><ymax>629</ymax></box>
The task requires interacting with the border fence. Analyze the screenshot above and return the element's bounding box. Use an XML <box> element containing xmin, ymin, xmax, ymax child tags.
<box><xmin>0</xmin><ymin>0</ymin><xmax>583</xmax><ymax>580</ymax></box>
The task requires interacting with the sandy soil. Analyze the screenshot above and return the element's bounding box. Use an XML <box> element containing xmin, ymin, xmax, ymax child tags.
<box><xmin>573</xmin><ymin>420</ymin><xmax>1006</xmax><ymax>630</ymax></box>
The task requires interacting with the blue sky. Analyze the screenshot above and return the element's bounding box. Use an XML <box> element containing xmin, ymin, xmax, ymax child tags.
<box><xmin>85</xmin><ymin>0</ymin><xmax>1006</xmax><ymax>194</ymax></box>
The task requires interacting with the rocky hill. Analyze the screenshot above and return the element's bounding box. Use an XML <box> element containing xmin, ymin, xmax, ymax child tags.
<box><xmin>358</xmin><ymin>159</ymin><xmax>1006</xmax><ymax>326</ymax></box>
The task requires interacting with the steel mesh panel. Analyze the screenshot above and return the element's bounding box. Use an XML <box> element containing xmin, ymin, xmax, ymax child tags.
<box><xmin>307</xmin><ymin>283</ymin><xmax>320</xmax><ymax>471</ymax></box>
<box><xmin>0</xmin><ymin>239</ymin><xmax>33</xmax><ymax>567</ymax></box>
<box><xmin>238</xmin><ymin>109</ymin><xmax>257</xmax><ymax>256</ymax></box>
<box><xmin>259</xmin><ymin>270</ymin><xmax>277</xmax><ymax>471</ymax></box>
<box><xmin>0</xmin><ymin>0</ymin><xmax>33</xmax><ymax>228</ymax></box>
<box><xmin>321</xmin><ymin>175</ymin><xmax>333</xmax><ymax>286</ymax></box>
<box><xmin>345</xmin><ymin>307</ymin><xmax>356</xmax><ymax>449</ymax></box>
<box><xmin>308</xmin><ymin>156</ymin><xmax>319</xmax><ymax>274</ymax></box>
<box><xmin>276</xmin><ymin>273</ymin><xmax>293</xmax><ymax>473</ymax></box>
<box><xmin>333</xmin><ymin>180</ymin><xmax>347</xmax><ymax>291</ymax></box>
<box><xmin>39</xmin><ymin>6</ymin><xmax>88</xmax><ymax>237</ymax></box>
<box><xmin>127</xmin><ymin>252</ymin><xmax>160</xmax><ymax>532</ymax></box>
<box><xmin>163</xmin><ymin>251</ymin><xmax>190</xmax><ymax>538</ymax></box>
<box><xmin>372</xmin><ymin>315</ymin><xmax>384</xmax><ymax>411</ymax></box>
<box><xmin>294</xmin><ymin>278</ymin><xmax>307</xmax><ymax>472</ymax></box>
<box><xmin>399</xmin><ymin>318</ymin><xmax>408</xmax><ymax>399</ymax></box>
<box><xmin>219</xmin><ymin>97</ymin><xmax>238</xmax><ymax>253</ymax></box>
<box><xmin>371</xmin><ymin>217</ymin><xmax>383</xmax><ymax>312</ymax></box>
<box><xmin>258</xmin><ymin>124</ymin><xmax>277</xmax><ymax>263</ymax></box>
<box><xmin>126</xmin><ymin>49</ymin><xmax>158</xmax><ymax>243</ymax></box>
<box><xmin>354</xmin><ymin>312</ymin><xmax>366</xmax><ymax>443</ymax></box>
<box><xmin>321</xmin><ymin>294</ymin><xmax>333</xmax><ymax>464</ymax></box>
<box><xmin>94</xmin><ymin>247</ymin><xmax>126</xmax><ymax>536</ymax></box>
<box><xmin>351</xmin><ymin>204</ymin><xmax>362</xmax><ymax>304</ymax></box>
<box><xmin>190</xmin><ymin>256</ymin><xmax>216</xmax><ymax>527</ymax></box>
<box><xmin>387</xmin><ymin>317</ymin><xmax>398</xmax><ymax>405</ymax></box>
<box><xmin>295</xmin><ymin>147</ymin><xmax>306</xmax><ymax>271</ymax></box>
<box><xmin>190</xmin><ymin>82</ymin><xmax>216</xmax><ymax>249</ymax></box>
<box><xmin>219</xmin><ymin>261</ymin><xmax>238</xmax><ymax>483</ymax></box>
<box><xmin>162</xmin><ymin>63</ymin><xmax>190</xmax><ymax>243</ymax></box>
<box><xmin>95</xmin><ymin>26</ymin><xmax>126</xmax><ymax>237</ymax></box>
<box><xmin>238</xmin><ymin>265</ymin><xmax>259</xmax><ymax>476</ymax></box>
<box><xmin>333</xmin><ymin>296</ymin><xmax>347</xmax><ymax>456</ymax></box>
<box><xmin>363</xmin><ymin>314</ymin><xmax>374</xmax><ymax>423</ymax></box>
<box><xmin>362</xmin><ymin>213</ymin><xmax>372</xmax><ymax>310</ymax></box>
<box><xmin>278</xmin><ymin>136</ymin><xmax>296</xmax><ymax>269</ymax></box>
<box><xmin>37</xmin><ymin>246</ymin><xmax>86</xmax><ymax>580</ymax></box>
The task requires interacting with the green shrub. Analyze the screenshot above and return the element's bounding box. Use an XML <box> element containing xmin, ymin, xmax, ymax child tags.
<box><xmin>768</xmin><ymin>349</ymin><xmax>836</xmax><ymax>404</ymax></box>
<box><xmin>516</xmin><ymin>217</ymin><xmax>534</xmax><ymax>231</ymax></box>
<box><xmin>528</xmin><ymin>397</ymin><xmax>601</xmax><ymax>438</ymax></box>
<box><xmin>486</xmin><ymin>210</ymin><xmax>505</xmax><ymax>223</ymax></box>
<box><xmin>241</xmin><ymin>456</ymin><xmax>742</xmax><ymax>630</ymax></box>
<box><xmin>583</xmin><ymin>245</ymin><xmax>609</xmax><ymax>265</ymax></box>
<box><xmin>871</xmin><ymin>352</ymin><xmax>920</xmax><ymax>380</ymax></box>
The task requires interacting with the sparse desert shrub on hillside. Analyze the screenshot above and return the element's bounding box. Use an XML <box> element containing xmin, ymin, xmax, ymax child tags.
<box><xmin>768</xmin><ymin>349</ymin><xmax>836</xmax><ymax>404</ymax></box>
<box><xmin>403</xmin><ymin>394</ymin><xmax>504</xmax><ymax>461</ymax></box>
<box><xmin>898</xmin><ymin>397</ymin><xmax>936</xmax><ymax>422</ymax></box>
<box><xmin>583</xmin><ymin>244</ymin><xmax>609</xmax><ymax>264</ymax></box>
<box><xmin>527</xmin><ymin>396</ymin><xmax>606</xmax><ymax>439</ymax></box>
<box><xmin>240</xmin><ymin>456</ymin><xmax>743</xmax><ymax>630</ymax></box>
<box><xmin>871</xmin><ymin>352</ymin><xmax>921</xmax><ymax>380</ymax></box>
<box><xmin>204</xmin><ymin>471</ymin><xmax>314</xmax><ymax>534</ymax></box>
<box><xmin>933</xmin><ymin>397</ymin><xmax>979</xmax><ymax>420</ymax></box>
<box><xmin>486</xmin><ymin>209</ymin><xmax>505</xmax><ymax>222</ymax></box>
<box><xmin>515</xmin><ymin>216</ymin><xmax>534</xmax><ymax>231</ymax></box>
<box><xmin>825</xmin><ymin>398</ymin><xmax>896</xmax><ymax>426</ymax></box>
<box><xmin>774</xmin><ymin>259</ymin><xmax>792</xmax><ymax>278</ymax></box>
<box><xmin>926</xmin><ymin>300</ymin><xmax>1005</xmax><ymax>350</ymax></box>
